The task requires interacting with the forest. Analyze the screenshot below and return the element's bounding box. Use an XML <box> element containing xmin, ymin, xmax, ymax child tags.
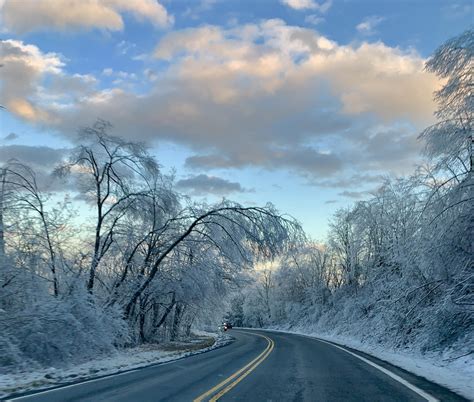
<box><xmin>228</xmin><ymin>29</ymin><xmax>473</xmax><ymax>358</ymax></box>
<box><xmin>0</xmin><ymin>29</ymin><xmax>472</xmax><ymax>373</ymax></box>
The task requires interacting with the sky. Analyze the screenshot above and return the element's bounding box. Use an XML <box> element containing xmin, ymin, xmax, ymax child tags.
<box><xmin>0</xmin><ymin>0</ymin><xmax>472</xmax><ymax>239</ymax></box>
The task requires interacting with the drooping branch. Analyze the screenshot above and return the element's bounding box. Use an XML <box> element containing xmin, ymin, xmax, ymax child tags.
<box><xmin>124</xmin><ymin>205</ymin><xmax>301</xmax><ymax>318</ymax></box>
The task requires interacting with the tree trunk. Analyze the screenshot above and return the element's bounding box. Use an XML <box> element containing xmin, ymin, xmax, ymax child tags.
<box><xmin>170</xmin><ymin>302</ymin><xmax>183</xmax><ymax>341</ymax></box>
<box><xmin>139</xmin><ymin>296</ymin><xmax>147</xmax><ymax>343</ymax></box>
<box><xmin>88</xmin><ymin>213</ymin><xmax>103</xmax><ymax>292</ymax></box>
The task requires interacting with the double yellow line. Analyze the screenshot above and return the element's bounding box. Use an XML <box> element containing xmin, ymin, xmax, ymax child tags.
<box><xmin>193</xmin><ymin>333</ymin><xmax>275</xmax><ymax>402</ymax></box>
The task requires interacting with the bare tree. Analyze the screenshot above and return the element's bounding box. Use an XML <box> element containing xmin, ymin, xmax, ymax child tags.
<box><xmin>1</xmin><ymin>162</ymin><xmax>60</xmax><ymax>296</ymax></box>
<box><xmin>420</xmin><ymin>29</ymin><xmax>473</xmax><ymax>173</ymax></box>
<box><xmin>328</xmin><ymin>208</ymin><xmax>362</xmax><ymax>289</ymax></box>
<box><xmin>57</xmin><ymin>120</ymin><xmax>159</xmax><ymax>292</ymax></box>
<box><xmin>124</xmin><ymin>202</ymin><xmax>302</xmax><ymax>318</ymax></box>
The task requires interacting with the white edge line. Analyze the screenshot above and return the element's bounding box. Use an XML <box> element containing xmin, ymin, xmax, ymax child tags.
<box><xmin>307</xmin><ymin>335</ymin><xmax>439</xmax><ymax>402</ymax></box>
<box><xmin>5</xmin><ymin>368</ymin><xmax>141</xmax><ymax>401</ymax></box>
<box><xmin>8</xmin><ymin>331</ymin><xmax>439</xmax><ymax>402</ymax></box>
<box><xmin>6</xmin><ymin>344</ymin><xmax>226</xmax><ymax>401</ymax></box>
<box><xmin>242</xmin><ymin>329</ymin><xmax>439</xmax><ymax>402</ymax></box>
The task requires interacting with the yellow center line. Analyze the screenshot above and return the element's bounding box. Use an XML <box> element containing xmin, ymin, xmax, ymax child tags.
<box><xmin>193</xmin><ymin>333</ymin><xmax>275</xmax><ymax>402</ymax></box>
<box><xmin>209</xmin><ymin>337</ymin><xmax>274</xmax><ymax>401</ymax></box>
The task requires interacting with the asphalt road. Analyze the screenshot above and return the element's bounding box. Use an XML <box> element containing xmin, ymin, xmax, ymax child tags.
<box><xmin>8</xmin><ymin>329</ymin><xmax>466</xmax><ymax>402</ymax></box>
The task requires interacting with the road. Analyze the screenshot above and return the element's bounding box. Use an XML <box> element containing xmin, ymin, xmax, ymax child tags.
<box><xmin>8</xmin><ymin>329</ymin><xmax>466</xmax><ymax>402</ymax></box>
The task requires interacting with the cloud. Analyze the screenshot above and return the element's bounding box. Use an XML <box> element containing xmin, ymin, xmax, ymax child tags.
<box><xmin>176</xmin><ymin>174</ymin><xmax>247</xmax><ymax>195</ymax></box>
<box><xmin>443</xmin><ymin>2</ymin><xmax>473</xmax><ymax>18</ymax></box>
<box><xmin>353</xmin><ymin>124</ymin><xmax>422</xmax><ymax>173</ymax></box>
<box><xmin>0</xmin><ymin>39</ymin><xmax>64</xmax><ymax>122</ymax></box>
<box><xmin>3</xmin><ymin>133</ymin><xmax>18</xmax><ymax>141</ymax></box>
<box><xmin>182</xmin><ymin>0</ymin><xmax>217</xmax><ymax>20</ymax></box>
<box><xmin>0</xmin><ymin>0</ymin><xmax>173</xmax><ymax>34</ymax></box>
<box><xmin>0</xmin><ymin>144</ymin><xmax>69</xmax><ymax>191</ymax></box>
<box><xmin>185</xmin><ymin>146</ymin><xmax>343</xmax><ymax>177</ymax></box>
<box><xmin>305</xmin><ymin>14</ymin><xmax>324</xmax><ymax>25</ymax></box>
<box><xmin>281</xmin><ymin>0</ymin><xmax>332</xmax><ymax>12</ymax></box>
<box><xmin>0</xmin><ymin>144</ymin><xmax>66</xmax><ymax>168</ymax></box>
<box><xmin>144</xmin><ymin>68</ymin><xmax>158</xmax><ymax>82</ymax></box>
<box><xmin>1</xmin><ymin>20</ymin><xmax>440</xmax><ymax>184</ymax></box>
<box><xmin>356</xmin><ymin>16</ymin><xmax>385</xmax><ymax>36</ymax></box>
<box><xmin>338</xmin><ymin>190</ymin><xmax>369</xmax><ymax>199</ymax></box>
<box><xmin>0</xmin><ymin>40</ymin><xmax>99</xmax><ymax>121</ymax></box>
<box><xmin>150</xmin><ymin>20</ymin><xmax>438</xmax><ymax>124</ymax></box>
<box><xmin>313</xmin><ymin>173</ymin><xmax>385</xmax><ymax>189</ymax></box>
<box><xmin>116</xmin><ymin>40</ymin><xmax>136</xmax><ymax>55</ymax></box>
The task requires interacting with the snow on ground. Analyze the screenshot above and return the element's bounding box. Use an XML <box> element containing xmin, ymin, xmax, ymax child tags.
<box><xmin>0</xmin><ymin>332</ymin><xmax>233</xmax><ymax>399</ymax></box>
<box><xmin>258</xmin><ymin>326</ymin><xmax>473</xmax><ymax>400</ymax></box>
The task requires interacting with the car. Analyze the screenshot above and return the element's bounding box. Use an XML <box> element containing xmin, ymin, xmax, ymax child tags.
<box><xmin>223</xmin><ymin>322</ymin><xmax>233</xmax><ymax>331</ymax></box>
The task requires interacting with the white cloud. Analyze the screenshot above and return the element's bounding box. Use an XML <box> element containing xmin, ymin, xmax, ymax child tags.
<box><xmin>182</xmin><ymin>0</ymin><xmax>217</xmax><ymax>20</ymax></box>
<box><xmin>318</xmin><ymin>0</ymin><xmax>332</xmax><ymax>13</ymax></box>
<box><xmin>443</xmin><ymin>2</ymin><xmax>473</xmax><ymax>18</ymax></box>
<box><xmin>281</xmin><ymin>0</ymin><xmax>332</xmax><ymax>12</ymax></box>
<box><xmin>305</xmin><ymin>14</ymin><xmax>324</xmax><ymax>25</ymax></box>
<box><xmin>356</xmin><ymin>16</ymin><xmax>385</xmax><ymax>36</ymax></box>
<box><xmin>0</xmin><ymin>0</ymin><xmax>173</xmax><ymax>34</ymax></box>
<box><xmin>116</xmin><ymin>40</ymin><xmax>137</xmax><ymax>55</ymax></box>
<box><xmin>152</xmin><ymin>20</ymin><xmax>437</xmax><ymax>122</ymax></box>
<box><xmin>1</xmin><ymin>20</ymin><xmax>441</xmax><ymax>181</ymax></box>
<box><xmin>281</xmin><ymin>0</ymin><xmax>316</xmax><ymax>10</ymax></box>
<box><xmin>0</xmin><ymin>40</ymin><xmax>97</xmax><ymax>121</ymax></box>
<box><xmin>0</xmin><ymin>40</ymin><xmax>63</xmax><ymax>121</ymax></box>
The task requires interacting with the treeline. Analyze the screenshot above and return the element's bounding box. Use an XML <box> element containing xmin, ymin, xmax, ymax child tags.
<box><xmin>228</xmin><ymin>30</ymin><xmax>473</xmax><ymax>354</ymax></box>
<box><xmin>0</xmin><ymin>122</ymin><xmax>302</xmax><ymax>370</ymax></box>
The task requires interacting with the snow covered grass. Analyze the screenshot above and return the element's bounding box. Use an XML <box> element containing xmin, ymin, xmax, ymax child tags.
<box><xmin>259</xmin><ymin>326</ymin><xmax>473</xmax><ymax>400</ymax></box>
<box><xmin>0</xmin><ymin>331</ymin><xmax>233</xmax><ymax>399</ymax></box>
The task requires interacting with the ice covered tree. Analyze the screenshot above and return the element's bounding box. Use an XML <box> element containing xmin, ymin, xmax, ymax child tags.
<box><xmin>123</xmin><ymin>201</ymin><xmax>303</xmax><ymax>319</ymax></box>
<box><xmin>420</xmin><ymin>29</ymin><xmax>473</xmax><ymax>174</ymax></box>
<box><xmin>57</xmin><ymin>120</ymin><xmax>160</xmax><ymax>292</ymax></box>
<box><xmin>328</xmin><ymin>208</ymin><xmax>362</xmax><ymax>290</ymax></box>
<box><xmin>0</xmin><ymin>162</ymin><xmax>66</xmax><ymax>296</ymax></box>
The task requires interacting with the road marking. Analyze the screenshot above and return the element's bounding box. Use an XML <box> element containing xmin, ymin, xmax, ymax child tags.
<box><xmin>5</xmin><ymin>368</ymin><xmax>145</xmax><ymax>401</ymax></box>
<box><xmin>249</xmin><ymin>329</ymin><xmax>439</xmax><ymax>402</ymax></box>
<box><xmin>193</xmin><ymin>333</ymin><xmax>274</xmax><ymax>402</ymax></box>
<box><xmin>311</xmin><ymin>337</ymin><xmax>439</xmax><ymax>402</ymax></box>
<box><xmin>209</xmin><ymin>337</ymin><xmax>274</xmax><ymax>402</ymax></box>
<box><xmin>6</xmin><ymin>347</ymin><xmax>217</xmax><ymax>401</ymax></box>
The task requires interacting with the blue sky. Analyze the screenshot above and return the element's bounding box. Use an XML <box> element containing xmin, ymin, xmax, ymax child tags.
<box><xmin>0</xmin><ymin>0</ymin><xmax>472</xmax><ymax>239</ymax></box>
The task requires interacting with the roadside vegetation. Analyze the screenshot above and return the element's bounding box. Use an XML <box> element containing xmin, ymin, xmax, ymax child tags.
<box><xmin>0</xmin><ymin>122</ymin><xmax>303</xmax><ymax>371</ymax></box>
<box><xmin>0</xmin><ymin>29</ymin><xmax>471</xmax><ymax>378</ymax></box>
<box><xmin>228</xmin><ymin>30</ymin><xmax>473</xmax><ymax>357</ymax></box>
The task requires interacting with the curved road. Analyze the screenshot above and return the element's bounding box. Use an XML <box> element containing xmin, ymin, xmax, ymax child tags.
<box><xmin>8</xmin><ymin>329</ymin><xmax>466</xmax><ymax>402</ymax></box>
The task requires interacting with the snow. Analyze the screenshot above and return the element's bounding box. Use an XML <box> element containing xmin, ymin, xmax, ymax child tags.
<box><xmin>255</xmin><ymin>327</ymin><xmax>474</xmax><ymax>400</ymax></box>
<box><xmin>0</xmin><ymin>332</ymin><xmax>232</xmax><ymax>399</ymax></box>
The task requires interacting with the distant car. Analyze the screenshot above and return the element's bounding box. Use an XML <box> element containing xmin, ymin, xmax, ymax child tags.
<box><xmin>223</xmin><ymin>322</ymin><xmax>233</xmax><ymax>331</ymax></box>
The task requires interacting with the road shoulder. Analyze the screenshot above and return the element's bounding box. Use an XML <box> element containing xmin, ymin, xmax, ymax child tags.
<box><xmin>1</xmin><ymin>332</ymin><xmax>233</xmax><ymax>400</ymax></box>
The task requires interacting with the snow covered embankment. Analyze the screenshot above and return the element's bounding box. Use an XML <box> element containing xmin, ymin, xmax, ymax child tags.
<box><xmin>0</xmin><ymin>332</ymin><xmax>233</xmax><ymax>399</ymax></box>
